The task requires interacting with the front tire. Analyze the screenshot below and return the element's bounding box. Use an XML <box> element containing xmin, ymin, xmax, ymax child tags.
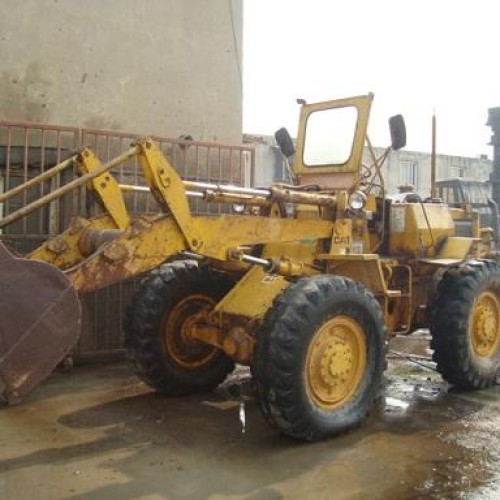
<box><xmin>253</xmin><ymin>275</ymin><xmax>386</xmax><ymax>441</ymax></box>
<box><xmin>430</xmin><ymin>259</ymin><xmax>500</xmax><ymax>389</ymax></box>
<box><xmin>124</xmin><ymin>260</ymin><xmax>235</xmax><ymax>396</ymax></box>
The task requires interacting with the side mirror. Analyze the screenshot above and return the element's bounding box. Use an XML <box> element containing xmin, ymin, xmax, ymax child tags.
<box><xmin>389</xmin><ymin>114</ymin><xmax>406</xmax><ymax>151</ymax></box>
<box><xmin>275</xmin><ymin>128</ymin><xmax>296</xmax><ymax>158</ymax></box>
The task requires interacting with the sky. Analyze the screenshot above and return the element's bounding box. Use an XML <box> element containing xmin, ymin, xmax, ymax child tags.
<box><xmin>243</xmin><ymin>0</ymin><xmax>500</xmax><ymax>158</ymax></box>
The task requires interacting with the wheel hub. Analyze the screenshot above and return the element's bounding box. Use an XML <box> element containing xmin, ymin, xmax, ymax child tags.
<box><xmin>306</xmin><ymin>316</ymin><xmax>366</xmax><ymax>410</ymax></box>
<box><xmin>162</xmin><ymin>294</ymin><xmax>219</xmax><ymax>369</ymax></box>
<box><xmin>471</xmin><ymin>291</ymin><xmax>500</xmax><ymax>358</ymax></box>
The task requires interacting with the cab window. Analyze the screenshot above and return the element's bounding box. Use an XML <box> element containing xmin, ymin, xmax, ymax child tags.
<box><xmin>303</xmin><ymin>106</ymin><xmax>358</xmax><ymax>167</ymax></box>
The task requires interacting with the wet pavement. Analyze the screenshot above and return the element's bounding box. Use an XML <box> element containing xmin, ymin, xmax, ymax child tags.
<box><xmin>0</xmin><ymin>334</ymin><xmax>499</xmax><ymax>499</ymax></box>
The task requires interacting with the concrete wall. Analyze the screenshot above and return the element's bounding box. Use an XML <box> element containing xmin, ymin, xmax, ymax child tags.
<box><xmin>0</xmin><ymin>0</ymin><xmax>243</xmax><ymax>144</ymax></box>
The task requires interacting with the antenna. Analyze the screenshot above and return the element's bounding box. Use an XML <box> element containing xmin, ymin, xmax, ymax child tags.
<box><xmin>431</xmin><ymin>110</ymin><xmax>437</xmax><ymax>199</ymax></box>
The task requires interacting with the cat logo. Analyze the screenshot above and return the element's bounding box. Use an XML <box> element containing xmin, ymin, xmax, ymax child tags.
<box><xmin>333</xmin><ymin>236</ymin><xmax>350</xmax><ymax>245</ymax></box>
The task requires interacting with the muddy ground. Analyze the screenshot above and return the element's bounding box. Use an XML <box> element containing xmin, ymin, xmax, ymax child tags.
<box><xmin>0</xmin><ymin>334</ymin><xmax>499</xmax><ymax>500</ymax></box>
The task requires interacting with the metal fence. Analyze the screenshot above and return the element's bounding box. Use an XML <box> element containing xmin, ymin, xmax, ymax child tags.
<box><xmin>0</xmin><ymin>121</ymin><xmax>254</xmax><ymax>358</ymax></box>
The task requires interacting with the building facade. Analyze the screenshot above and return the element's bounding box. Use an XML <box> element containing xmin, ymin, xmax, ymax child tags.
<box><xmin>370</xmin><ymin>148</ymin><xmax>492</xmax><ymax>197</ymax></box>
<box><xmin>245</xmin><ymin>134</ymin><xmax>492</xmax><ymax>195</ymax></box>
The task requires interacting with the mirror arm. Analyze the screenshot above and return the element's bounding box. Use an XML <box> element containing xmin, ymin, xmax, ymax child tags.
<box><xmin>283</xmin><ymin>155</ymin><xmax>298</xmax><ymax>186</ymax></box>
<box><xmin>365</xmin><ymin>136</ymin><xmax>388</xmax><ymax>195</ymax></box>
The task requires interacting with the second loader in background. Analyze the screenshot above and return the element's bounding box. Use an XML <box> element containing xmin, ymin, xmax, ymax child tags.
<box><xmin>435</xmin><ymin>177</ymin><xmax>500</xmax><ymax>246</ymax></box>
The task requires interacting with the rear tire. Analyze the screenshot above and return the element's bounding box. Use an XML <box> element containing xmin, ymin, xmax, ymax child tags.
<box><xmin>430</xmin><ymin>259</ymin><xmax>500</xmax><ymax>389</ymax></box>
<box><xmin>253</xmin><ymin>275</ymin><xmax>385</xmax><ymax>441</ymax></box>
<box><xmin>124</xmin><ymin>260</ymin><xmax>235</xmax><ymax>396</ymax></box>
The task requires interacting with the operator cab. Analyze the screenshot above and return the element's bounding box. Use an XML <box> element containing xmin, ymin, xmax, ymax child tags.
<box><xmin>275</xmin><ymin>93</ymin><xmax>406</xmax><ymax>191</ymax></box>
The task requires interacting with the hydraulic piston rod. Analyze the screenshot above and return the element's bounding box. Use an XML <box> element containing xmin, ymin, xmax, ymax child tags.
<box><xmin>183</xmin><ymin>181</ymin><xmax>270</xmax><ymax>198</ymax></box>
<box><xmin>120</xmin><ymin>182</ymin><xmax>336</xmax><ymax>208</ymax></box>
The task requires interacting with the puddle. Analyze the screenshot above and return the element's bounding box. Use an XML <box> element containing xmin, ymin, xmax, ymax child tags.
<box><xmin>239</xmin><ymin>402</ymin><xmax>246</xmax><ymax>434</ymax></box>
<box><xmin>209</xmin><ymin>337</ymin><xmax>500</xmax><ymax>498</ymax></box>
<box><xmin>384</xmin><ymin>396</ymin><xmax>410</xmax><ymax>416</ymax></box>
<box><xmin>386</xmin><ymin>335</ymin><xmax>500</xmax><ymax>498</ymax></box>
<box><xmin>0</xmin><ymin>345</ymin><xmax>498</xmax><ymax>500</ymax></box>
<box><xmin>385</xmin><ymin>396</ymin><xmax>410</xmax><ymax>409</ymax></box>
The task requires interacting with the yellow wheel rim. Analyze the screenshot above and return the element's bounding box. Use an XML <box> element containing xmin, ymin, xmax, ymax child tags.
<box><xmin>305</xmin><ymin>316</ymin><xmax>367</xmax><ymax>410</ymax></box>
<box><xmin>162</xmin><ymin>294</ymin><xmax>219</xmax><ymax>370</ymax></box>
<box><xmin>471</xmin><ymin>290</ymin><xmax>500</xmax><ymax>358</ymax></box>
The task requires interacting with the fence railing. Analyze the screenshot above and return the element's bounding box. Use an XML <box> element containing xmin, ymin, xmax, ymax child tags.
<box><xmin>0</xmin><ymin>120</ymin><xmax>254</xmax><ymax>357</ymax></box>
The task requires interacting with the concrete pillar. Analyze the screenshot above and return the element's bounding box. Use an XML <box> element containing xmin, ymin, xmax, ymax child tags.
<box><xmin>487</xmin><ymin>107</ymin><xmax>500</xmax><ymax>204</ymax></box>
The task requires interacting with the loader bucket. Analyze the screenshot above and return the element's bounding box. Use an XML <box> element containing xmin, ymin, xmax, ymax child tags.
<box><xmin>0</xmin><ymin>241</ymin><xmax>81</xmax><ymax>404</ymax></box>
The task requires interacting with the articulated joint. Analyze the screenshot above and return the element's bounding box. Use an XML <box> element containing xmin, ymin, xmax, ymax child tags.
<box><xmin>185</xmin><ymin>314</ymin><xmax>254</xmax><ymax>364</ymax></box>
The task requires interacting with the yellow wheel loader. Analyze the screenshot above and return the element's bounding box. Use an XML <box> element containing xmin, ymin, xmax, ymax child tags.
<box><xmin>1</xmin><ymin>93</ymin><xmax>499</xmax><ymax>441</ymax></box>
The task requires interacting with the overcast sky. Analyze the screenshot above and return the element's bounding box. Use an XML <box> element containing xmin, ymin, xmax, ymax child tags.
<box><xmin>243</xmin><ymin>0</ymin><xmax>499</xmax><ymax>159</ymax></box>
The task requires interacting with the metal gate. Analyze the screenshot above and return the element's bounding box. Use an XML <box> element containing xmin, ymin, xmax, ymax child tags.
<box><xmin>0</xmin><ymin>121</ymin><xmax>254</xmax><ymax>358</ymax></box>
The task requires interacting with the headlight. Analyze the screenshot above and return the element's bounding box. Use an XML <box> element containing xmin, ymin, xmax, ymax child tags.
<box><xmin>232</xmin><ymin>203</ymin><xmax>245</xmax><ymax>214</ymax></box>
<box><xmin>348</xmin><ymin>191</ymin><xmax>367</xmax><ymax>210</ymax></box>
